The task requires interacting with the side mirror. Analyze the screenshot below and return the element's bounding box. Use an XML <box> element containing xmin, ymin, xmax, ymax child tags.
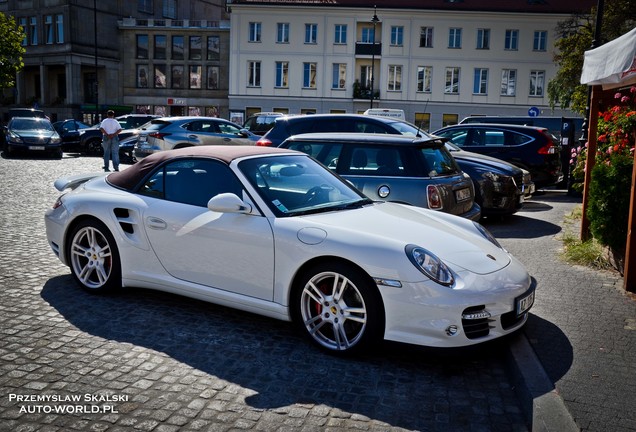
<box><xmin>239</xmin><ymin>128</ymin><xmax>250</xmax><ymax>137</ymax></box>
<box><xmin>207</xmin><ymin>193</ymin><xmax>252</xmax><ymax>214</ymax></box>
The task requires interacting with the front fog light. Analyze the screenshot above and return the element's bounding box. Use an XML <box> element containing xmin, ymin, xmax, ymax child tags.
<box><xmin>446</xmin><ymin>325</ymin><xmax>458</xmax><ymax>336</ymax></box>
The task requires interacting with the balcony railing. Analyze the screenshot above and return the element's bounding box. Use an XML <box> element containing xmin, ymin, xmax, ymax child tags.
<box><xmin>355</xmin><ymin>42</ymin><xmax>382</xmax><ymax>56</ymax></box>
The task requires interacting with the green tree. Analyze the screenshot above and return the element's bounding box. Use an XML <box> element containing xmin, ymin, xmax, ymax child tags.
<box><xmin>548</xmin><ymin>2</ymin><xmax>636</xmax><ymax>115</ymax></box>
<box><xmin>0</xmin><ymin>12</ymin><xmax>26</xmax><ymax>89</ymax></box>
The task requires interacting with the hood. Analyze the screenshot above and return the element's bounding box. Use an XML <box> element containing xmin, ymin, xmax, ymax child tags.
<box><xmin>302</xmin><ymin>202</ymin><xmax>510</xmax><ymax>274</ymax></box>
<box><xmin>451</xmin><ymin>149</ymin><xmax>522</xmax><ymax>175</ymax></box>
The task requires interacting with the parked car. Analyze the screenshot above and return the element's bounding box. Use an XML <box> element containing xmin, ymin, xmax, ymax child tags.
<box><xmin>256</xmin><ymin>113</ymin><xmax>425</xmax><ymax>147</ymax></box>
<box><xmin>433</xmin><ymin>123</ymin><xmax>563</xmax><ymax>189</ymax></box>
<box><xmin>134</xmin><ymin>116</ymin><xmax>258</xmax><ymax>159</ymax></box>
<box><xmin>279</xmin><ymin>133</ymin><xmax>481</xmax><ymax>220</ymax></box>
<box><xmin>45</xmin><ymin>145</ymin><xmax>534</xmax><ymax>354</ymax></box>
<box><xmin>76</xmin><ymin>114</ymin><xmax>159</xmax><ymax>155</ymax></box>
<box><xmin>52</xmin><ymin>119</ymin><xmax>92</xmax><ymax>151</ymax></box>
<box><xmin>445</xmin><ymin>142</ymin><xmax>535</xmax><ymax>217</ymax></box>
<box><xmin>3</xmin><ymin>117</ymin><xmax>62</xmax><ymax>158</ymax></box>
<box><xmin>8</xmin><ymin>108</ymin><xmax>46</xmax><ymax>119</ymax></box>
<box><xmin>243</xmin><ymin>112</ymin><xmax>284</xmax><ymax>135</ymax></box>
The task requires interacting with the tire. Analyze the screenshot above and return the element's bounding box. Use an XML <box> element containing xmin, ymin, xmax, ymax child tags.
<box><xmin>86</xmin><ymin>138</ymin><xmax>103</xmax><ymax>156</ymax></box>
<box><xmin>67</xmin><ymin>219</ymin><xmax>121</xmax><ymax>293</ymax></box>
<box><xmin>292</xmin><ymin>262</ymin><xmax>384</xmax><ymax>354</ymax></box>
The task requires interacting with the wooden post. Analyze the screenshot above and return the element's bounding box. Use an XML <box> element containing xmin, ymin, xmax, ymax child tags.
<box><xmin>580</xmin><ymin>85</ymin><xmax>600</xmax><ymax>241</ymax></box>
<box><xmin>623</xmin><ymin>137</ymin><xmax>636</xmax><ymax>292</ymax></box>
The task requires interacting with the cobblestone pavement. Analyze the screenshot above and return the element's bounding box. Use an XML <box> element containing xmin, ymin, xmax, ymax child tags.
<box><xmin>486</xmin><ymin>192</ymin><xmax>636</xmax><ymax>432</ymax></box>
<box><xmin>0</xmin><ymin>154</ymin><xmax>527</xmax><ymax>431</ymax></box>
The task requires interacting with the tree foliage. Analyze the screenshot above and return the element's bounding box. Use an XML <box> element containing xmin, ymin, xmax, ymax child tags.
<box><xmin>0</xmin><ymin>12</ymin><xmax>26</xmax><ymax>89</ymax></box>
<box><xmin>548</xmin><ymin>1</ymin><xmax>636</xmax><ymax>115</ymax></box>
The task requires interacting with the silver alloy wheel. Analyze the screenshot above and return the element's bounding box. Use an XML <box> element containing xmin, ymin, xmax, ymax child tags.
<box><xmin>299</xmin><ymin>271</ymin><xmax>368</xmax><ymax>351</ymax></box>
<box><xmin>70</xmin><ymin>226</ymin><xmax>113</xmax><ymax>289</ymax></box>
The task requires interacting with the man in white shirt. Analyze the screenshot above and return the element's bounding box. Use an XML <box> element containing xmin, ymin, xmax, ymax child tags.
<box><xmin>99</xmin><ymin>110</ymin><xmax>122</xmax><ymax>172</ymax></box>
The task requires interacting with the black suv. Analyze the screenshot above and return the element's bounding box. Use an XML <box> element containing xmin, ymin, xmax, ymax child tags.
<box><xmin>433</xmin><ymin>123</ymin><xmax>563</xmax><ymax>189</ymax></box>
<box><xmin>257</xmin><ymin>114</ymin><xmax>424</xmax><ymax>147</ymax></box>
<box><xmin>280</xmin><ymin>133</ymin><xmax>481</xmax><ymax>220</ymax></box>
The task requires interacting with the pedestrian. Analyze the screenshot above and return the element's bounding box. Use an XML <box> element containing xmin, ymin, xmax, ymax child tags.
<box><xmin>99</xmin><ymin>110</ymin><xmax>121</xmax><ymax>172</ymax></box>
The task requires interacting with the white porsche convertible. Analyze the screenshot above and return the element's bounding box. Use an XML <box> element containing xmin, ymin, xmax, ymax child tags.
<box><xmin>45</xmin><ymin>146</ymin><xmax>534</xmax><ymax>353</ymax></box>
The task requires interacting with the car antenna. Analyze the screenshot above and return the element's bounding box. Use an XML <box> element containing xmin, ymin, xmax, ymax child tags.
<box><xmin>416</xmin><ymin>99</ymin><xmax>430</xmax><ymax>137</ymax></box>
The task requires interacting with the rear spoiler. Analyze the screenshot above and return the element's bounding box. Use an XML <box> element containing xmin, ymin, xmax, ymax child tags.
<box><xmin>54</xmin><ymin>173</ymin><xmax>105</xmax><ymax>192</ymax></box>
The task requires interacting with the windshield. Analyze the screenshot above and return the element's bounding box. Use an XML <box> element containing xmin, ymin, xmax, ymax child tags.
<box><xmin>11</xmin><ymin>118</ymin><xmax>54</xmax><ymax>132</ymax></box>
<box><xmin>238</xmin><ymin>154</ymin><xmax>371</xmax><ymax>217</ymax></box>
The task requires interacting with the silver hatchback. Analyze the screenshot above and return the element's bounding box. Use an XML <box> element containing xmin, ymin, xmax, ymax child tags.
<box><xmin>280</xmin><ymin>133</ymin><xmax>481</xmax><ymax>220</ymax></box>
<box><xmin>134</xmin><ymin>116</ymin><xmax>258</xmax><ymax>159</ymax></box>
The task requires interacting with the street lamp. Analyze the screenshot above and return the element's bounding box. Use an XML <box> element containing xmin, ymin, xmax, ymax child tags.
<box><xmin>370</xmin><ymin>6</ymin><xmax>379</xmax><ymax>110</ymax></box>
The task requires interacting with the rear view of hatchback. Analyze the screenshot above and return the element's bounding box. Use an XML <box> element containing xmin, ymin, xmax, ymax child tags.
<box><xmin>280</xmin><ymin>133</ymin><xmax>481</xmax><ymax>220</ymax></box>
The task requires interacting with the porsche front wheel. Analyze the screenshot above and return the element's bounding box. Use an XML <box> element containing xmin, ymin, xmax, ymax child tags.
<box><xmin>67</xmin><ymin>219</ymin><xmax>121</xmax><ymax>293</ymax></box>
<box><xmin>293</xmin><ymin>262</ymin><xmax>383</xmax><ymax>354</ymax></box>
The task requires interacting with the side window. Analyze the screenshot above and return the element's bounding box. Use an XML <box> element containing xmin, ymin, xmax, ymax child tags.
<box><xmin>437</xmin><ymin>128</ymin><xmax>468</xmax><ymax>146</ymax></box>
<box><xmin>139</xmin><ymin>160</ymin><xmax>242</xmax><ymax>207</ymax></box>
<box><xmin>508</xmin><ymin>131</ymin><xmax>532</xmax><ymax>145</ymax></box>
<box><xmin>286</xmin><ymin>142</ymin><xmax>342</xmax><ymax>170</ymax></box>
<box><xmin>483</xmin><ymin>130</ymin><xmax>505</xmax><ymax>146</ymax></box>
<box><xmin>218</xmin><ymin>122</ymin><xmax>241</xmax><ymax>134</ymax></box>
<box><xmin>340</xmin><ymin>146</ymin><xmax>408</xmax><ymax>176</ymax></box>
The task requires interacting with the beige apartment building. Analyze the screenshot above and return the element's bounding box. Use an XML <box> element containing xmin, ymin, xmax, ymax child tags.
<box><xmin>227</xmin><ymin>0</ymin><xmax>595</xmax><ymax>130</ymax></box>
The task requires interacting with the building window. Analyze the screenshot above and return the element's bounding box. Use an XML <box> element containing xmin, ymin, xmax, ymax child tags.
<box><xmin>417</xmin><ymin>66</ymin><xmax>432</xmax><ymax>93</ymax></box>
<box><xmin>207</xmin><ymin>36</ymin><xmax>220</xmax><ymax>60</ymax></box>
<box><xmin>361</xmin><ymin>27</ymin><xmax>374</xmax><ymax>44</ymax></box>
<box><xmin>29</xmin><ymin>16</ymin><xmax>38</xmax><ymax>45</ymax></box>
<box><xmin>138</xmin><ymin>0</ymin><xmax>153</xmax><ymax>13</ymax></box>
<box><xmin>277</xmin><ymin>23</ymin><xmax>290</xmax><ymax>43</ymax></box>
<box><xmin>44</xmin><ymin>15</ymin><xmax>53</xmax><ymax>44</ymax></box>
<box><xmin>190</xmin><ymin>65</ymin><xmax>202</xmax><ymax>89</ymax></box>
<box><xmin>303</xmin><ymin>62</ymin><xmax>317</xmax><ymax>88</ymax></box>
<box><xmin>415</xmin><ymin>113</ymin><xmax>430</xmax><ymax>131</ymax></box>
<box><xmin>18</xmin><ymin>18</ymin><xmax>27</xmax><ymax>46</ymax></box>
<box><xmin>530</xmin><ymin>70</ymin><xmax>545</xmax><ymax>96</ymax></box>
<box><xmin>163</xmin><ymin>0</ymin><xmax>176</xmax><ymax>19</ymax></box>
<box><xmin>501</xmin><ymin>69</ymin><xmax>516</xmax><ymax>95</ymax></box>
<box><xmin>137</xmin><ymin>65</ymin><xmax>149</xmax><ymax>88</ymax></box>
<box><xmin>332</xmin><ymin>63</ymin><xmax>346</xmax><ymax>89</ymax></box>
<box><xmin>533</xmin><ymin>31</ymin><xmax>547</xmax><ymax>51</ymax></box>
<box><xmin>248</xmin><ymin>61</ymin><xmax>261</xmax><ymax>87</ymax></box>
<box><xmin>189</xmin><ymin>36</ymin><xmax>202</xmax><ymax>60</ymax></box>
<box><xmin>207</xmin><ymin>66</ymin><xmax>219</xmax><ymax>89</ymax></box>
<box><xmin>154</xmin><ymin>64</ymin><xmax>167</xmax><ymax>88</ymax></box>
<box><xmin>505</xmin><ymin>30</ymin><xmax>518</xmax><ymax>50</ymax></box>
<box><xmin>154</xmin><ymin>35</ymin><xmax>167</xmax><ymax>59</ymax></box>
<box><xmin>361</xmin><ymin>65</ymin><xmax>373</xmax><ymax>89</ymax></box>
<box><xmin>334</xmin><ymin>24</ymin><xmax>347</xmax><ymax>44</ymax></box>
<box><xmin>172</xmin><ymin>65</ymin><xmax>184</xmax><ymax>88</ymax></box>
<box><xmin>249</xmin><ymin>22</ymin><xmax>261</xmax><ymax>42</ymax></box>
<box><xmin>172</xmin><ymin>35</ymin><xmax>184</xmax><ymax>60</ymax></box>
<box><xmin>420</xmin><ymin>27</ymin><xmax>433</xmax><ymax>48</ymax></box>
<box><xmin>388</xmin><ymin>65</ymin><xmax>402</xmax><ymax>91</ymax></box>
<box><xmin>136</xmin><ymin>35</ymin><xmax>149</xmax><ymax>59</ymax></box>
<box><xmin>305</xmin><ymin>24</ymin><xmax>317</xmax><ymax>44</ymax></box>
<box><xmin>448</xmin><ymin>28</ymin><xmax>461</xmax><ymax>49</ymax></box>
<box><xmin>391</xmin><ymin>26</ymin><xmax>403</xmax><ymax>46</ymax></box>
<box><xmin>445</xmin><ymin>67</ymin><xmax>460</xmax><ymax>94</ymax></box>
<box><xmin>477</xmin><ymin>29</ymin><xmax>490</xmax><ymax>49</ymax></box>
<box><xmin>275</xmin><ymin>61</ymin><xmax>289</xmax><ymax>88</ymax></box>
<box><xmin>473</xmin><ymin>68</ymin><xmax>488</xmax><ymax>94</ymax></box>
<box><xmin>442</xmin><ymin>114</ymin><xmax>458</xmax><ymax>127</ymax></box>
<box><xmin>55</xmin><ymin>14</ymin><xmax>64</xmax><ymax>43</ymax></box>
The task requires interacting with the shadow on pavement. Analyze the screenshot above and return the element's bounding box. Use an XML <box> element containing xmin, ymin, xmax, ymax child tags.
<box><xmin>41</xmin><ymin>275</ymin><xmax>527</xmax><ymax>430</ymax></box>
<box><xmin>523</xmin><ymin>314</ymin><xmax>574</xmax><ymax>384</ymax></box>
<box><xmin>484</xmin><ymin>213</ymin><xmax>563</xmax><ymax>239</ymax></box>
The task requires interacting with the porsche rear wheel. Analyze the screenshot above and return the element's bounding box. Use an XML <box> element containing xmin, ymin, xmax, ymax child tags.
<box><xmin>67</xmin><ymin>219</ymin><xmax>121</xmax><ymax>293</ymax></box>
<box><xmin>293</xmin><ymin>262</ymin><xmax>383</xmax><ymax>354</ymax></box>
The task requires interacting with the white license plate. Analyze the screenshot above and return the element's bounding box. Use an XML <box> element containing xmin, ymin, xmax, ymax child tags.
<box><xmin>29</xmin><ymin>146</ymin><xmax>45</xmax><ymax>151</ymax></box>
<box><xmin>455</xmin><ymin>188</ymin><xmax>471</xmax><ymax>202</ymax></box>
<box><xmin>516</xmin><ymin>289</ymin><xmax>535</xmax><ymax>316</ymax></box>
<box><xmin>139</xmin><ymin>136</ymin><xmax>147</xmax><ymax>142</ymax></box>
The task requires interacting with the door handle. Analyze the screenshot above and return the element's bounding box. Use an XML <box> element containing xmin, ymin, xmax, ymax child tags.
<box><xmin>146</xmin><ymin>217</ymin><xmax>167</xmax><ymax>230</ymax></box>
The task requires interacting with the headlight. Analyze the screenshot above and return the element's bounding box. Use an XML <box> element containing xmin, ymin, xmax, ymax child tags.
<box><xmin>51</xmin><ymin>136</ymin><xmax>62</xmax><ymax>144</ymax></box>
<box><xmin>8</xmin><ymin>133</ymin><xmax>23</xmax><ymax>143</ymax></box>
<box><xmin>405</xmin><ymin>244</ymin><xmax>454</xmax><ymax>286</ymax></box>
<box><xmin>473</xmin><ymin>222</ymin><xmax>503</xmax><ymax>249</ymax></box>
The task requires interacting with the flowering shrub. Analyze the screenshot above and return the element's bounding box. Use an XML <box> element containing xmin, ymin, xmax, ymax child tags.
<box><xmin>570</xmin><ymin>86</ymin><xmax>636</xmax><ymax>256</ymax></box>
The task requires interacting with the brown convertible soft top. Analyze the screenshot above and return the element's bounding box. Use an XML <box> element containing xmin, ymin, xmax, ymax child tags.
<box><xmin>106</xmin><ymin>145</ymin><xmax>295</xmax><ymax>191</ymax></box>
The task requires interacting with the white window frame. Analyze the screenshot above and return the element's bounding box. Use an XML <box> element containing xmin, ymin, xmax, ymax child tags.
<box><xmin>417</xmin><ymin>66</ymin><xmax>432</xmax><ymax>93</ymax></box>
